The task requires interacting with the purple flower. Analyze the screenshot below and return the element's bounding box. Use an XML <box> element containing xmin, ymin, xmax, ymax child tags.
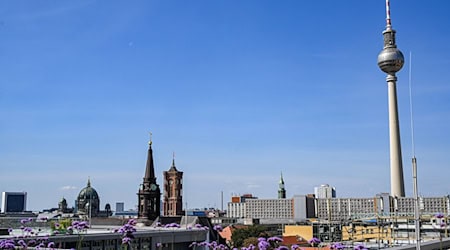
<box><xmin>122</xmin><ymin>237</ymin><xmax>132</xmax><ymax>244</ymax></box>
<box><xmin>354</xmin><ymin>244</ymin><xmax>367</xmax><ymax>250</ymax></box>
<box><xmin>217</xmin><ymin>244</ymin><xmax>228</xmax><ymax>249</ymax></box>
<box><xmin>128</xmin><ymin>219</ymin><xmax>137</xmax><ymax>226</ymax></box>
<box><xmin>268</xmin><ymin>236</ymin><xmax>283</xmax><ymax>242</ymax></box>
<box><xmin>331</xmin><ymin>242</ymin><xmax>345</xmax><ymax>250</ymax></box>
<box><xmin>291</xmin><ymin>244</ymin><xmax>300</xmax><ymax>250</ymax></box>
<box><xmin>258</xmin><ymin>239</ymin><xmax>270</xmax><ymax>250</ymax></box>
<box><xmin>20</xmin><ymin>218</ymin><xmax>33</xmax><ymax>224</ymax></box>
<box><xmin>435</xmin><ymin>213</ymin><xmax>445</xmax><ymax>219</ymax></box>
<box><xmin>0</xmin><ymin>239</ymin><xmax>16</xmax><ymax>249</ymax></box>
<box><xmin>71</xmin><ymin>220</ymin><xmax>89</xmax><ymax>231</ymax></box>
<box><xmin>194</xmin><ymin>223</ymin><xmax>203</xmax><ymax>228</ymax></box>
<box><xmin>198</xmin><ymin>241</ymin><xmax>208</xmax><ymax>246</ymax></box>
<box><xmin>308</xmin><ymin>237</ymin><xmax>321</xmax><ymax>245</ymax></box>
<box><xmin>213</xmin><ymin>224</ymin><xmax>223</xmax><ymax>232</ymax></box>
<box><xmin>164</xmin><ymin>222</ymin><xmax>180</xmax><ymax>228</ymax></box>
<box><xmin>18</xmin><ymin>239</ymin><xmax>27</xmax><ymax>247</ymax></box>
<box><xmin>48</xmin><ymin>242</ymin><xmax>56</xmax><ymax>248</ymax></box>
<box><xmin>277</xmin><ymin>247</ymin><xmax>289</xmax><ymax>250</ymax></box>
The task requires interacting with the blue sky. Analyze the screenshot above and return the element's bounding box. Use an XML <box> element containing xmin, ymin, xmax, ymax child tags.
<box><xmin>1</xmin><ymin>1</ymin><xmax>450</xmax><ymax>212</ymax></box>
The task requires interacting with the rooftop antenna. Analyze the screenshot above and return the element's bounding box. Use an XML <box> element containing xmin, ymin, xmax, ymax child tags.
<box><xmin>409</xmin><ymin>52</ymin><xmax>421</xmax><ymax>250</ymax></box>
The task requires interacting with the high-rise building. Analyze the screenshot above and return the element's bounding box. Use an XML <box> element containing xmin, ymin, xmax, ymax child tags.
<box><xmin>137</xmin><ymin>135</ymin><xmax>161</xmax><ymax>221</ymax></box>
<box><xmin>163</xmin><ymin>156</ymin><xmax>183</xmax><ymax>216</ymax></box>
<box><xmin>115</xmin><ymin>202</ymin><xmax>124</xmax><ymax>213</ymax></box>
<box><xmin>314</xmin><ymin>184</ymin><xmax>336</xmax><ymax>199</ymax></box>
<box><xmin>1</xmin><ymin>191</ymin><xmax>27</xmax><ymax>213</ymax></box>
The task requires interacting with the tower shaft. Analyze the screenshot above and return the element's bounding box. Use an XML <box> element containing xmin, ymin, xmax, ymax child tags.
<box><xmin>387</xmin><ymin>74</ymin><xmax>405</xmax><ymax>197</ymax></box>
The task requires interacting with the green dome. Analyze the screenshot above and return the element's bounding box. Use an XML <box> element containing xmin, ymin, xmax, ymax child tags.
<box><xmin>78</xmin><ymin>179</ymin><xmax>99</xmax><ymax>201</ymax></box>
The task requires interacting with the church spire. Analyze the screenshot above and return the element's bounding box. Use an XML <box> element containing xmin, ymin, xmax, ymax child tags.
<box><xmin>144</xmin><ymin>132</ymin><xmax>156</xmax><ymax>181</ymax></box>
<box><xmin>279</xmin><ymin>172</ymin><xmax>285</xmax><ymax>185</ymax></box>
<box><xmin>138</xmin><ymin>132</ymin><xmax>161</xmax><ymax>221</ymax></box>
<box><xmin>278</xmin><ymin>172</ymin><xmax>286</xmax><ymax>199</ymax></box>
<box><xmin>169</xmin><ymin>152</ymin><xmax>178</xmax><ymax>171</ymax></box>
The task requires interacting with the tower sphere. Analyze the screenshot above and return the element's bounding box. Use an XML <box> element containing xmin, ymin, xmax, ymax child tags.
<box><xmin>378</xmin><ymin>47</ymin><xmax>404</xmax><ymax>74</ymax></box>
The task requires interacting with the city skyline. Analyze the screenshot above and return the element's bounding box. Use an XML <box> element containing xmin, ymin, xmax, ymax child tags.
<box><xmin>1</xmin><ymin>1</ymin><xmax>450</xmax><ymax>211</ymax></box>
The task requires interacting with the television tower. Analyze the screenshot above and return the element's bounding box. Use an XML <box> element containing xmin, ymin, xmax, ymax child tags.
<box><xmin>377</xmin><ymin>0</ymin><xmax>405</xmax><ymax>197</ymax></box>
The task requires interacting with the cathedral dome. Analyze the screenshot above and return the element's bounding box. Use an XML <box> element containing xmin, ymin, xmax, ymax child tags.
<box><xmin>77</xmin><ymin>179</ymin><xmax>99</xmax><ymax>201</ymax></box>
<box><xmin>76</xmin><ymin>178</ymin><xmax>100</xmax><ymax>216</ymax></box>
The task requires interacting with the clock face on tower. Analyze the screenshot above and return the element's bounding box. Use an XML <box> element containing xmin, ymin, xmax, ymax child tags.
<box><xmin>150</xmin><ymin>184</ymin><xmax>157</xmax><ymax>191</ymax></box>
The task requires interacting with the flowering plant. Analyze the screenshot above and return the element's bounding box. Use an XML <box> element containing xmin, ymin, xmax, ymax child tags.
<box><xmin>0</xmin><ymin>218</ymin><xmax>56</xmax><ymax>250</ymax></box>
<box><xmin>115</xmin><ymin>219</ymin><xmax>137</xmax><ymax>249</ymax></box>
<box><xmin>308</xmin><ymin>237</ymin><xmax>321</xmax><ymax>247</ymax></box>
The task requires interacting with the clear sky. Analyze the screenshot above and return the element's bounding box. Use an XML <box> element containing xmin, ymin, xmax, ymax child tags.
<box><xmin>1</xmin><ymin>1</ymin><xmax>450</xmax><ymax>212</ymax></box>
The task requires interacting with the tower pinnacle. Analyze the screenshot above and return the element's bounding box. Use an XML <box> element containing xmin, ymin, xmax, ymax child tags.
<box><xmin>278</xmin><ymin>172</ymin><xmax>286</xmax><ymax>199</ymax></box>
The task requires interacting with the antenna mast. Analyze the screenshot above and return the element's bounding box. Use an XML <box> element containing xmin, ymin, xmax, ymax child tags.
<box><xmin>385</xmin><ymin>0</ymin><xmax>392</xmax><ymax>28</ymax></box>
<box><xmin>409</xmin><ymin>52</ymin><xmax>421</xmax><ymax>250</ymax></box>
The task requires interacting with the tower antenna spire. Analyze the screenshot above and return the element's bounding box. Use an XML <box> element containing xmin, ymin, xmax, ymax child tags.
<box><xmin>385</xmin><ymin>0</ymin><xmax>392</xmax><ymax>28</ymax></box>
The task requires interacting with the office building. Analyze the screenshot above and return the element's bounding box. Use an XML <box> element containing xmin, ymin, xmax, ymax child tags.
<box><xmin>115</xmin><ymin>202</ymin><xmax>124</xmax><ymax>213</ymax></box>
<box><xmin>314</xmin><ymin>184</ymin><xmax>336</xmax><ymax>199</ymax></box>
<box><xmin>1</xmin><ymin>192</ymin><xmax>27</xmax><ymax>213</ymax></box>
